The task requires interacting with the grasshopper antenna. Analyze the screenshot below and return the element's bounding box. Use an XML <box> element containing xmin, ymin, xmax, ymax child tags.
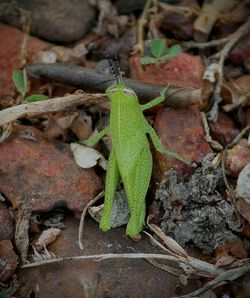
<box><xmin>106</xmin><ymin>53</ymin><xmax>124</xmax><ymax>86</ymax></box>
<box><xmin>114</xmin><ymin>56</ymin><xmax>125</xmax><ymax>86</ymax></box>
<box><xmin>106</xmin><ymin>55</ymin><xmax>119</xmax><ymax>85</ymax></box>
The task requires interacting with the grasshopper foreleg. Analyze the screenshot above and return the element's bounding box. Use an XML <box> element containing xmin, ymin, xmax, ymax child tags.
<box><xmin>80</xmin><ymin>126</ymin><xmax>110</xmax><ymax>146</ymax></box>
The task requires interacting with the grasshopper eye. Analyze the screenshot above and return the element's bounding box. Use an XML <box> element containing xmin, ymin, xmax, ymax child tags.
<box><xmin>122</xmin><ymin>87</ymin><xmax>136</xmax><ymax>98</ymax></box>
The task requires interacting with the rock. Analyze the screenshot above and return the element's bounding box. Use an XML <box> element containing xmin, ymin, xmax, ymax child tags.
<box><xmin>229</xmin><ymin>34</ymin><xmax>250</xmax><ymax>66</ymax></box>
<box><xmin>226</xmin><ymin>139</ymin><xmax>250</xmax><ymax>177</ymax></box>
<box><xmin>114</xmin><ymin>0</ymin><xmax>146</xmax><ymax>14</ymax></box>
<box><xmin>0</xmin><ymin>202</ymin><xmax>14</xmax><ymax>241</ymax></box>
<box><xmin>156</xmin><ymin>155</ymin><xmax>243</xmax><ymax>255</ymax></box>
<box><xmin>130</xmin><ymin>53</ymin><xmax>205</xmax><ymax>89</ymax></box>
<box><xmin>0</xmin><ymin>125</ymin><xmax>102</xmax><ymax>213</ymax></box>
<box><xmin>0</xmin><ymin>23</ymin><xmax>52</xmax><ymax>99</ymax></box>
<box><xmin>209</xmin><ymin>112</ymin><xmax>239</xmax><ymax>147</ymax></box>
<box><xmin>219</xmin><ymin>238</ymin><xmax>248</xmax><ymax>259</ymax></box>
<box><xmin>0</xmin><ymin>240</ymin><xmax>18</xmax><ymax>282</ymax></box>
<box><xmin>156</xmin><ymin>0</ymin><xmax>197</xmax><ymax>40</ymax></box>
<box><xmin>153</xmin><ymin>107</ymin><xmax>212</xmax><ymax>179</ymax></box>
<box><xmin>236</xmin><ymin>163</ymin><xmax>250</xmax><ymax>200</ymax></box>
<box><xmin>0</xmin><ymin>0</ymin><xmax>96</xmax><ymax>43</ymax></box>
<box><xmin>17</xmin><ymin>216</ymin><xmax>197</xmax><ymax>297</ymax></box>
<box><xmin>244</xmin><ymin>57</ymin><xmax>250</xmax><ymax>73</ymax></box>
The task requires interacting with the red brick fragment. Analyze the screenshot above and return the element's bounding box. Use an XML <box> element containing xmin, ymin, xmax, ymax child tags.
<box><xmin>130</xmin><ymin>53</ymin><xmax>205</xmax><ymax>89</ymax></box>
<box><xmin>0</xmin><ymin>23</ymin><xmax>52</xmax><ymax>98</ymax></box>
<box><xmin>0</xmin><ymin>125</ymin><xmax>102</xmax><ymax>213</ymax></box>
<box><xmin>153</xmin><ymin>107</ymin><xmax>211</xmax><ymax>179</ymax></box>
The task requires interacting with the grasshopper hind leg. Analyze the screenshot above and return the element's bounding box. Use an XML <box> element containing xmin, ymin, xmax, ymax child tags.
<box><xmin>100</xmin><ymin>149</ymin><xmax>120</xmax><ymax>232</ymax></box>
<box><xmin>126</xmin><ymin>148</ymin><xmax>153</xmax><ymax>237</ymax></box>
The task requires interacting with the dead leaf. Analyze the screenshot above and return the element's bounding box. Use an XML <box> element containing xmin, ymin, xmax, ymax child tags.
<box><xmin>71</xmin><ymin>112</ymin><xmax>92</xmax><ymax>140</ymax></box>
<box><xmin>35</xmin><ymin>228</ymin><xmax>61</xmax><ymax>251</ymax></box>
<box><xmin>215</xmin><ymin>253</ymin><xmax>236</xmax><ymax>267</ymax></box>
<box><xmin>45</xmin><ymin>112</ymin><xmax>78</xmax><ymax>139</ymax></box>
<box><xmin>71</xmin><ymin>143</ymin><xmax>107</xmax><ymax>170</ymax></box>
<box><xmin>15</xmin><ymin>201</ymin><xmax>32</xmax><ymax>262</ymax></box>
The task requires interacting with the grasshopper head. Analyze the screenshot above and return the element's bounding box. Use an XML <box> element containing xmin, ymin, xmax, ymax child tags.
<box><xmin>106</xmin><ymin>82</ymin><xmax>137</xmax><ymax>102</ymax></box>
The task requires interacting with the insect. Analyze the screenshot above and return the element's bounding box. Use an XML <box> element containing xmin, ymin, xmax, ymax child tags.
<box><xmin>82</xmin><ymin>63</ymin><xmax>190</xmax><ymax>237</ymax></box>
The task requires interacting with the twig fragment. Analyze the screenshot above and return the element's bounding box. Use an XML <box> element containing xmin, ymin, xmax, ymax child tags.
<box><xmin>0</xmin><ymin>92</ymin><xmax>109</xmax><ymax>127</ymax></box>
<box><xmin>78</xmin><ymin>191</ymin><xmax>104</xmax><ymax>250</ymax></box>
<box><xmin>176</xmin><ymin>261</ymin><xmax>250</xmax><ymax>298</ymax></box>
<box><xmin>27</xmin><ymin>63</ymin><xmax>207</xmax><ymax>108</ymax></box>
<box><xmin>183</xmin><ymin>37</ymin><xmax>228</xmax><ymax>49</ymax></box>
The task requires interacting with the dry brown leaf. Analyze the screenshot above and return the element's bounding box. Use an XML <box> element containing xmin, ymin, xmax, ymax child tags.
<box><xmin>35</xmin><ymin>228</ymin><xmax>61</xmax><ymax>251</ymax></box>
<box><xmin>15</xmin><ymin>203</ymin><xmax>32</xmax><ymax>263</ymax></box>
<box><xmin>147</xmin><ymin>220</ymin><xmax>188</xmax><ymax>258</ymax></box>
<box><xmin>236</xmin><ymin>198</ymin><xmax>250</xmax><ymax>223</ymax></box>
<box><xmin>215</xmin><ymin>253</ymin><xmax>236</xmax><ymax>268</ymax></box>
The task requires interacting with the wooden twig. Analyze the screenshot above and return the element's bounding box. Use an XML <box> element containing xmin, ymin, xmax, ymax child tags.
<box><xmin>78</xmin><ymin>191</ymin><xmax>104</xmax><ymax>250</ymax></box>
<box><xmin>27</xmin><ymin>63</ymin><xmax>206</xmax><ymax>107</ymax></box>
<box><xmin>21</xmin><ymin>252</ymin><xmax>223</xmax><ymax>276</ymax></box>
<box><xmin>0</xmin><ymin>93</ymin><xmax>109</xmax><ymax>127</ymax></box>
<box><xmin>183</xmin><ymin>37</ymin><xmax>228</xmax><ymax>49</ymax></box>
<box><xmin>176</xmin><ymin>261</ymin><xmax>250</xmax><ymax>298</ymax></box>
<box><xmin>135</xmin><ymin>0</ymin><xmax>156</xmax><ymax>54</ymax></box>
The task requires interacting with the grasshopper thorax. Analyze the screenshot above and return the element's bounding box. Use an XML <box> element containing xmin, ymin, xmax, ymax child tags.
<box><xmin>106</xmin><ymin>82</ymin><xmax>136</xmax><ymax>101</ymax></box>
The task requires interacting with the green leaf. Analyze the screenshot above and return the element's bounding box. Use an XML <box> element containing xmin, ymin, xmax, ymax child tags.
<box><xmin>140</xmin><ymin>56</ymin><xmax>158</xmax><ymax>65</ymax></box>
<box><xmin>158</xmin><ymin>45</ymin><xmax>182</xmax><ymax>62</ymax></box>
<box><xmin>167</xmin><ymin>44</ymin><xmax>181</xmax><ymax>57</ymax></box>
<box><xmin>12</xmin><ymin>69</ymin><xmax>28</xmax><ymax>96</ymax></box>
<box><xmin>150</xmin><ymin>39</ymin><xmax>166</xmax><ymax>58</ymax></box>
<box><xmin>24</xmin><ymin>94</ymin><xmax>48</xmax><ymax>103</ymax></box>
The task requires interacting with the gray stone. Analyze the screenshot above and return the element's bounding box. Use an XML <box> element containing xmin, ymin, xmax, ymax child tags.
<box><xmin>0</xmin><ymin>0</ymin><xmax>96</xmax><ymax>43</ymax></box>
<box><xmin>236</xmin><ymin>163</ymin><xmax>250</xmax><ymax>200</ymax></box>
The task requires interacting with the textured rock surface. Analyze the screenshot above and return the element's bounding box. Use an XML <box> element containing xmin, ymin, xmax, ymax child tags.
<box><xmin>0</xmin><ymin>202</ymin><xmax>14</xmax><ymax>241</ymax></box>
<box><xmin>130</xmin><ymin>53</ymin><xmax>205</xmax><ymax>89</ymax></box>
<box><xmin>155</xmin><ymin>155</ymin><xmax>243</xmax><ymax>255</ymax></box>
<box><xmin>0</xmin><ymin>125</ymin><xmax>102</xmax><ymax>212</ymax></box>
<box><xmin>153</xmin><ymin>107</ymin><xmax>211</xmax><ymax>179</ymax></box>
<box><xmin>17</xmin><ymin>216</ymin><xmax>197</xmax><ymax>297</ymax></box>
<box><xmin>0</xmin><ymin>0</ymin><xmax>96</xmax><ymax>43</ymax></box>
<box><xmin>0</xmin><ymin>23</ymin><xmax>51</xmax><ymax>99</ymax></box>
<box><xmin>0</xmin><ymin>240</ymin><xmax>18</xmax><ymax>282</ymax></box>
<box><xmin>236</xmin><ymin>163</ymin><xmax>250</xmax><ymax>200</ymax></box>
<box><xmin>209</xmin><ymin>112</ymin><xmax>239</xmax><ymax>147</ymax></box>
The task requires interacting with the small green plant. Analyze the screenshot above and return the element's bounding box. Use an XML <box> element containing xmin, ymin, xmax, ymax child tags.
<box><xmin>12</xmin><ymin>69</ymin><xmax>28</xmax><ymax>98</ymax></box>
<box><xmin>140</xmin><ymin>39</ymin><xmax>181</xmax><ymax>65</ymax></box>
<box><xmin>12</xmin><ymin>69</ymin><xmax>48</xmax><ymax>103</ymax></box>
<box><xmin>24</xmin><ymin>94</ymin><xmax>48</xmax><ymax>103</ymax></box>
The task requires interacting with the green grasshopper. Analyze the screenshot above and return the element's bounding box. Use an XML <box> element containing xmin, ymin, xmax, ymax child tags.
<box><xmin>82</xmin><ymin>69</ymin><xmax>190</xmax><ymax>237</ymax></box>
